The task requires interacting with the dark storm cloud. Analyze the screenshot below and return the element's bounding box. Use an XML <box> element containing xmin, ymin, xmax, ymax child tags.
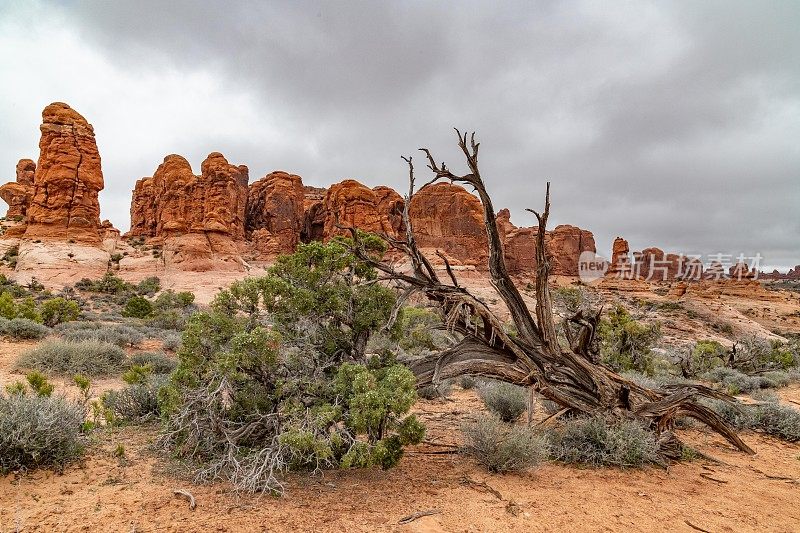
<box><xmin>2</xmin><ymin>0</ymin><xmax>798</xmax><ymax>268</ymax></box>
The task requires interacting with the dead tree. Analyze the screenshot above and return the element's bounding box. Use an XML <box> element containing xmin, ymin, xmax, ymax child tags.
<box><xmin>343</xmin><ymin>129</ymin><xmax>753</xmax><ymax>458</ymax></box>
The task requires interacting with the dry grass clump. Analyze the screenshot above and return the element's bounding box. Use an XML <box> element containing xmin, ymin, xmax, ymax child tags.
<box><xmin>16</xmin><ymin>339</ymin><xmax>125</xmax><ymax>377</ymax></box>
<box><xmin>479</xmin><ymin>381</ymin><xmax>527</xmax><ymax>422</ymax></box>
<box><xmin>547</xmin><ymin>416</ymin><xmax>660</xmax><ymax>467</ymax></box>
<box><xmin>0</xmin><ymin>392</ymin><xmax>86</xmax><ymax>472</ymax></box>
<box><xmin>0</xmin><ymin>317</ymin><xmax>51</xmax><ymax>340</ymax></box>
<box><xmin>461</xmin><ymin>416</ymin><xmax>548</xmax><ymax>473</ymax></box>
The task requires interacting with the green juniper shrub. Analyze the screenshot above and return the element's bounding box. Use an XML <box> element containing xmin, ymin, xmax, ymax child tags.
<box><xmin>479</xmin><ymin>381</ymin><xmax>528</xmax><ymax>422</ymax></box>
<box><xmin>398</xmin><ymin>307</ymin><xmax>442</xmax><ymax>353</ymax></box>
<box><xmin>0</xmin><ymin>390</ymin><xmax>86</xmax><ymax>473</ymax></box>
<box><xmin>598</xmin><ymin>305</ymin><xmax>661</xmax><ymax>374</ymax></box>
<box><xmin>16</xmin><ymin>339</ymin><xmax>125</xmax><ymax>377</ymax></box>
<box><xmin>136</xmin><ymin>276</ymin><xmax>161</xmax><ymax>296</ymax></box>
<box><xmin>122</xmin><ymin>296</ymin><xmax>154</xmax><ymax>319</ymax></box>
<box><xmin>40</xmin><ymin>297</ymin><xmax>81</xmax><ymax>327</ymax></box>
<box><xmin>683</xmin><ymin>340</ymin><xmax>728</xmax><ymax>376</ymax></box>
<box><xmin>547</xmin><ymin>415</ymin><xmax>660</xmax><ymax>467</ymax></box>
<box><xmin>461</xmin><ymin>415</ymin><xmax>549</xmax><ymax>473</ymax></box>
<box><xmin>160</xmin><ymin>238</ymin><xmax>423</xmax><ymax>494</ymax></box>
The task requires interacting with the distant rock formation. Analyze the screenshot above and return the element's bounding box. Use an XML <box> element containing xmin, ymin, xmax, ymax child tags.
<box><xmin>24</xmin><ymin>103</ymin><xmax>105</xmax><ymax>243</ymax></box>
<box><xmin>760</xmin><ymin>265</ymin><xmax>800</xmax><ymax>280</ymax></box>
<box><xmin>129</xmin><ymin>153</ymin><xmax>249</xmax><ymax>240</ymax></box>
<box><xmin>608</xmin><ymin>237</ymin><xmax>633</xmax><ymax>277</ymax></box>
<box><xmin>495</xmin><ymin>209</ymin><xmax>596</xmax><ymax>276</ymax></box>
<box><xmin>246</xmin><ymin>171</ymin><xmax>305</xmax><ymax>257</ymax></box>
<box><xmin>0</xmin><ymin>159</ymin><xmax>36</xmax><ymax>236</ymax></box>
<box><xmin>408</xmin><ymin>182</ymin><xmax>488</xmax><ymax>266</ymax></box>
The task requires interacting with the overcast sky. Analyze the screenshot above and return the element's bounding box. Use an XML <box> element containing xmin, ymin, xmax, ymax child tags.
<box><xmin>1</xmin><ymin>0</ymin><xmax>798</xmax><ymax>270</ymax></box>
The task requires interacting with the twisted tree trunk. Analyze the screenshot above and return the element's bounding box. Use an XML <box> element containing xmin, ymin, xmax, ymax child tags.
<box><xmin>344</xmin><ymin>130</ymin><xmax>753</xmax><ymax>458</ymax></box>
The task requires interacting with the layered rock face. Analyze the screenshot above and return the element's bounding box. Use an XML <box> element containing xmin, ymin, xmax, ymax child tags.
<box><xmin>0</xmin><ymin>159</ymin><xmax>35</xmax><ymax>221</ymax></box>
<box><xmin>494</xmin><ymin>209</ymin><xmax>596</xmax><ymax>276</ymax></box>
<box><xmin>635</xmin><ymin>247</ymin><xmax>682</xmax><ymax>281</ymax></box>
<box><xmin>316</xmin><ymin>179</ymin><xmax>404</xmax><ymax>241</ymax></box>
<box><xmin>408</xmin><ymin>182</ymin><xmax>488</xmax><ymax>266</ymax></box>
<box><xmin>24</xmin><ymin>103</ymin><xmax>105</xmax><ymax>243</ymax></box>
<box><xmin>547</xmin><ymin>225</ymin><xmax>597</xmax><ymax>276</ymax></box>
<box><xmin>246</xmin><ymin>171</ymin><xmax>305</xmax><ymax>256</ymax></box>
<box><xmin>129</xmin><ymin>153</ymin><xmax>249</xmax><ymax>240</ymax></box>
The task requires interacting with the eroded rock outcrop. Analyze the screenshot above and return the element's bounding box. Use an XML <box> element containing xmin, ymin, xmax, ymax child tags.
<box><xmin>608</xmin><ymin>237</ymin><xmax>633</xmax><ymax>278</ymax></box>
<box><xmin>246</xmin><ymin>171</ymin><xmax>305</xmax><ymax>257</ymax></box>
<box><xmin>0</xmin><ymin>159</ymin><xmax>35</xmax><ymax>221</ymax></box>
<box><xmin>24</xmin><ymin>103</ymin><xmax>104</xmax><ymax>243</ymax></box>
<box><xmin>635</xmin><ymin>247</ymin><xmax>682</xmax><ymax>281</ymax></box>
<box><xmin>129</xmin><ymin>153</ymin><xmax>249</xmax><ymax>240</ymax></box>
<box><xmin>408</xmin><ymin>182</ymin><xmax>487</xmax><ymax>266</ymax></box>
<box><xmin>495</xmin><ymin>209</ymin><xmax>596</xmax><ymax>276</ymax></box>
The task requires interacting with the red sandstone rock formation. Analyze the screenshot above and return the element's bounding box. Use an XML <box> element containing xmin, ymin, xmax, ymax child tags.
<box><xmin>760</xmin><ymin>265</ymin><xmax>800</xmax><ymax>280</ymax></box>
<box><xmin>635</xmin><ymin>247</ymin><xmax>682</xmax><ymax>282</ymax></box>
<box><xmin>128</xmin><ymin>153</ymin><xmax>249</xmax><ymax>240</ymax></box>
<box><xmin>408</xmin><ymin>182</ymin><xmax>488</xmax><ymax>266</ymax></box>
<box><xmin>729</xmin><ymin>262</ymin><xmax>756</xmax><ymax>280</ymax></box>
<box><xmin>495</xmin><ymin>210</ymin><xmax>596</xmax><ymax>276</ymax></box>
<box><xmin>608</xmin><ymin>237</ymin><xmax>634</xmax><ymax>278</ymax></box>
<box><xmin>0</xmin><ymin>159</ymin><xmax>35</xmax><ymax>221</ymax></box>
<box><xmin>246</xmin><ymin>171</ymin><xmax>305</xmax><ymax>256</ymax></box>
<box><xmin>24</xmin><ymin>103</ymin><xmax>104</xmax><ymax>243</ymax></box>
<box><xmin>548</xmin><ymin>225</ymin><xmax>597</xmax><ymax>277</ymax></box>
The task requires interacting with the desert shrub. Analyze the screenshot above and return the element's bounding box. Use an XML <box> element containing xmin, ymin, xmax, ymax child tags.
<box><xmin>122</xmin><ymin>296</ymin><xmax>153</xmax><ymax>319</ymax></box>
<box><xmin>25</xmin><ymin>371</ymin><xmax>54</xmax><ymax>397</ymax></box>
<box><xmin>103</xmin><ymin>375</ymin><xmax>167</xmax><ymax>424</ymax></box>
<box><xmin>553</xmin><ymin>286</ymin><xmax>584</xmax><ymax>314</ymax></box>
<box><xmin>0</xmin><ymin>317</ymin><xmax>50</xmax><ymax>339</ymax></box>
<box><xmin>128</xmin><ymin>351</ymin><xmax>176</xmax><ymax>374</ymax></box>
<box><xmin>418</xmin><ymin>381</ymin><xmax>452</xmax><ymax>400</ymax></box>
<box><xmin>161</xmin><ymin>239</ymin><xmax>424</xmax><ymax>494</ymax></box>
<box><xmin>461</xmin><ymin>416</ymin><xmax>549</xmax><ymax>473</ymax></box>
<box><xmin>39</xmin><ymin>297</ymin><xmax>81</xmax><ymax>327</ymax></box>
<box><xmin>687</xmin><ymin>340</ymin><xmax>728</xmax><ymax>375</ymax></box>
<box><xmin>60</xmin><ymin>323</ymin><xmax>143</xmax><ymax>347</ymax></box>
<box><xmin>0</xmin><ymin>392</ymin><xmax>86</xmax><ymax>472</ymax></box>
<box><xmin>547</xmin><ymin>416</ymin><xmax>660</xmax><ymax>467</ymax></box>
<box><xmin>480</xmin><ymin>381</ymin><xmax>528</xmax><ymax>422</ymax></box>
<box><xmin>154</xmin><ymin>289</ymin><xmax>195</xmax><ymax>311</ymax></box>
<box><xmin>0</xmin><ymin>292</ymin><xmax>42</xmax><ymax>323</ymax></box>
<box><xmin>161</xmin><ymin>331</ymin><xmax>182</xmax><ymax>351</ymax></box>
<box><xmin>598</xmin><ymin>305</ymin><xmax>660</xmax><ymax>374</ymax></box>
<box><xmin>16</xmin><ymin>339</ymin><xmax>125</xmax><ymax>377</ymax></box>
<box><xmin>136</xmin><ymin>276</ymin><xmax>161</xmax><ymax>296</ymax></box>
<box><xmin>709</xmin><ymin>399</ymin><xmax>800</xmax><ymax>442</ymax></box>
<box><xmin>620</xmin><ymin>370</ymin><xmax>660</xmax><ymax>390</ymax></box>
<box><xmin>734</xmin><ymin>337</ymin><xmax>798</xmax><ymax>371</ymax></box>
<box><xmin>458</xmin><ymin>375</ymin><xmax>477</xmax><ymax>390</ymax></box>
<box><xmin>398</xmin><ymin>307</ymin><xmax>441</xmax><ymax>353</ymax></box>
<box><xmin>76</xmin><ymin>272</ymin><xmax>133</xmax><ymax>295</ymax></box>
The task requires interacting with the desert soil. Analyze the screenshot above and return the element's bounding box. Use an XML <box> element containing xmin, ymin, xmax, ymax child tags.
<box><xmin>2</xmin><ymin>349</ymin><xmax>799</xmax><ymax>532</ymax></box>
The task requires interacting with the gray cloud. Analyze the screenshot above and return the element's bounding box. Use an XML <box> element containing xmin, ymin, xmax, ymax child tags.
<box><xmin>0</xmin><ymin>0</ymin><xmax>797</xmax><ymax>269</ymax></box>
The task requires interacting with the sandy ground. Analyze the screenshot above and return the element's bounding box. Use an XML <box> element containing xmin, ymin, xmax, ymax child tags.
<box><xmin>2</xmin><ymin>380</ymin><xmax>799</xmax><ymax>532</ymax></box>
